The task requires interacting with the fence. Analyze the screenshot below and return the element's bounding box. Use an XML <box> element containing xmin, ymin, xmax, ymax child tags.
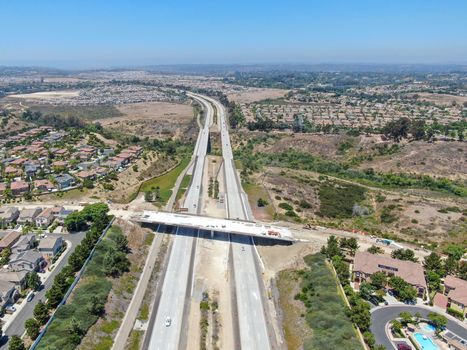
<box><xmin>29</xmin><ymin>216</ymin><xmax>115</xmax><ymax>349</ymax></box>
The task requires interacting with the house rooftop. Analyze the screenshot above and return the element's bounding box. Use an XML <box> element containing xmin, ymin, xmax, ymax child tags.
<box><xmin>353</xmin><ymin>251</ymin><xmax>427</xmax><ymax>289</ymax></box>
<box><xmin>38</xmin><ymin>236</ymin><xmax>62</xmax><ymax>250</ymax></box>
<box><xmin>445</xmin><ymin>275</ymin><xmax>467</xmax><ymax>306</ymax></box>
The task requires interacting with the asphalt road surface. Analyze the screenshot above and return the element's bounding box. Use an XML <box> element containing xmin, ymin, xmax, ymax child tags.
<box><xmin>209</xmin><ymin>94</ymin><xmax>272</xmax><ymax>350</ymax></box>
<box><xmin>147</xmin><ymin>93</ymin><xmax>212</xmax><ymax>350</ymax></box>
<box><xmin>0</xmin><ymin>232</ymin><xmax>85</xmax><ymax>349</ymax></box>
<box><xmin>371</xmin><ymin>305</ymin><xmax>467</xmax><ymax>350</ymax></box>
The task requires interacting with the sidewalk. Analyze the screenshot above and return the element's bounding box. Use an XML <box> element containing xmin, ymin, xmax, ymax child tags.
<box><xmin>1</xmin><ymin>240</ymin><xmax>72</xmax><ymax>331</ymax></box>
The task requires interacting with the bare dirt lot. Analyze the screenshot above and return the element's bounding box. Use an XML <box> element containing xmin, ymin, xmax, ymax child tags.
<box><xmin>227</xmin><ymin>88</ymin><xmax>289</xmax><ymax>103</ymax></box>
<box><xmin>408</xmin><ymin>92</ymin><xmax>467</xmax><ymax>106</ymax></box>
<box><xmin>9</xmin><ymin>90</ymin><xmax>80</xmax><ymax>100</ymax></box>
<box><xmin>101</xmin><ymin>101</ymin><xmax>195</xmax><ymax>138</ymax></box>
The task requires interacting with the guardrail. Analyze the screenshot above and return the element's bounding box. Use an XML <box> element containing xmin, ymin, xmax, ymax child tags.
<box><xmin>29</xmin><ymin>216</ymin><xmax>115</xmax><ymax>350</ymax></box>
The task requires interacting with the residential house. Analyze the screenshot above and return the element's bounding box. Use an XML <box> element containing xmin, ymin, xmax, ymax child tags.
<box><xmin>9</xmin><ymin>250</ymin><xmax>45</xmax><ymax>272</ymax></box>
<box><xmin>54</xmin><ymin>174</ymin><xmax>75</xmax><ymax>190</ymax></box>
<box><xmin>4</xmin><ymin>166</ymin><xmax>21</xmax><ymax>177</ymax></box>
<box><xmin>34</xmin><ymin>179</ymin><xmax>55</xmax><ymax>192</ymax></box>
<box><xmin>127</xmin><ymin>145</ymin><xmax>143</xmax><ymax>156</ymax></box>
<box><xmin>0</xmin><ymin>183</ymin><xmax>6</xmax><ymax>194</ymax></box>
<box><xmin>76</xmin><ymin>170</ymin><xmax>96</xmax><ymax>181</ymax></box>
<box><xmin>11</xmin><ymin>234</ymin><xmax>36</xmax><ymax>254</ymax></box>
<box><xmin>17</xmin><ymin>207</ymin><xmax>42</xmax><ymax>225</ymax></box>
<box><xmin>444</xmin><ymin>275</ymin><xmax>467</xmax><ymax>317</ymax></box>
<box><xmin>38</xmin><ymin>236</ymin><xmax>63</xmax><ymax>258</ymax></box>
<box><xmin>0</xmin><ymin>231</ymin><xmax>21</xmax><ymax>251</ymax></box>
<box><xmin>24</xmin><ymin>164</ymin><xmax>39</xmax><ymax>178</ymax></box>
<box><xmin>0</xmin><ymin>280</ymin><xmax>18</xmax><ymax>310</ymax></box>
<box><xmin>353</xmin><ymin>251</ymin><xmax>427</xmax><ymax>297</ymax></box>
<box><xmin>52</xmin><ymin>160</ymin><xmax>68</xmax><ymax>170</ymax></box>
<box><xmin>0</xmin><ymin>271</ymin><xmax>28</xmax><ymax>290</ymax></box>
<box><xmin>10</xmin><ymin>181</ymin><xmax>29</xmax><ymax>196</ymax></box>
<box><xmin>55</xmin><ymin>207</ymin><xmax>74</xmax><ymax>224</ymax></box>
<box><xmin>0</xmin><ymin>207</ymin><xmax>20</xmax><ymax>226</ymax></box>
<box><xmin>35</xmin><ymin>208</ymin><xmax>55</xmax><ymax>228</ymax></box>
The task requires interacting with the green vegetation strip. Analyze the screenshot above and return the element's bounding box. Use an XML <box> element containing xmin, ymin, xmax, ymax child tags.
<box><xmin>237</xmin><ymin>147</ymin><xmax>466</xmax><ymax>197</ymax></box>
<box><xmin>295</xmin><ymin>253</ymin><xmax>363</xmax><ymax>350</ymax></box>
<box><xmin>140</xmin><ymin>157</ymin><xmax>190</xmax><ymax>204</ymax></box>
<box><xmin>37</xmin><ymin>225</ymin><xmax>130</xmax><ymax>350</ymax></box>
<box><xmin>175</xmin><ymin>174</ymin><xmax>192</xmax><ymax>202</ymax></box>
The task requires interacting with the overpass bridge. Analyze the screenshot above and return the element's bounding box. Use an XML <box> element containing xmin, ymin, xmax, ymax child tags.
<box><xmin>133</xmin><ymin>210</ymin><xmax>294</xmax><ymax>243</ymax></box>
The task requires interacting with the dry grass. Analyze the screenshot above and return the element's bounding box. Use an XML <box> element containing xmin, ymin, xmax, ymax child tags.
<box><xmin>276</xmin><ymin>270</ymin><xmax>311</xmax><ymax>350</ymax></box>
<box><xmin>227</xmin><ymin>88</ymin><xmax>289</xmax><ymax>103</ymax></box>
<box><xmin>101</xmin><ymin>101</ymin><xmax>195</xmax><ymax>139</ymax></box>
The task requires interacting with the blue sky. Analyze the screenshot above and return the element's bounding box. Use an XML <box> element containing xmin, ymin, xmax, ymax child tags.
<box><xmin>1</xmin><ymin>0</ymin><xmax>466</xmax><ymax>67</ymax></box>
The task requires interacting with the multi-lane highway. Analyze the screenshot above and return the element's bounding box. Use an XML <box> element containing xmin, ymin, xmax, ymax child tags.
<box><xmin>147</xmin><ymin>92</ymin><xmax>273</xmax><ymax>350</ymax></box>
<box><xmin>147</xmin><ymin>93</ymin><xmax>212</xmax><ymax>350</ymax></box>
<box><xmin>203</xmin><ymin>95</ymin><xmax>273</xmax><ymax>349</ymax></box>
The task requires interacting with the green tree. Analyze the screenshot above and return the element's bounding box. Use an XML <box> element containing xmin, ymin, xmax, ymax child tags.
<box><xmin>370</xmin><ymin>271</ymin><xmax>387</xmax><ymax>290</ymax></box>
<box><xmin>444</xmin><ymin>255</ymin><xmax>459</xmax><ymax>275</ymax></box>
<box><xmin>82</xmin><ymin>178</ymin><xmax>94</xmax><ymax>189</ymax></box>
<box><xmin>25</xmin><ymin>318</ymin><xmax>40</xmax><ymax>340</ymax></box>
<box><xmin>257</xmin><ymin>197</ymin><xmax>268</xmax><ymax>207</ymax></box>
<box><xmin>391</xmin><ymin>319</ymin><xmax>403</xmax><ymax>334</ymax></box>
<box><xmin>427</xmin><ymin>312</ymin><xmax>447</xmax><ymax>331</ymax></box>
<box><xmin>382</xmin><ymin>117</ymin><xmax>411</xmax><ymax>142</ymax></box>
<box><xmin>103</xmin><ymin>247</ymin><xmax>130</xmax><ymax>277</ymax></box>
<box><xmin>409</xmin><ymin>119</ymin><xmax>426</xmax><ymax>140</ymax></box>
<box><xmin>424</xmin><ymin>252</ymin><xmax>444</xmax><ymax>275</ymax></box>
<box><xmin>359</xmin><ymin>282</ymin><xmax>375</xmax><ymax>300</ymax></box>
<box><xmin>443</xmin><ymin>244</ymin><xmax>465</xmax><ymax>261</ymax></box>
<box><xmin>111</xmin><ymin>233</ymin><xmax>129</xmax><ymax>253</ymax></box>
<box><xmin>64</xmin><ymin>211</ymin><xmax>88</xmax><ymax>232</ymax></box>
<box><xmin>367</xmin><ymin>245</ymin><xmax>383</xmax><ymax>254</ymax></box>
<box><xmin>87</xmin><ymin>295</ymin><xmax>105</xmax><ymax>316</ymax></box>
<box><xmin>8</xmin><ymin>336</ymin><xmax>25</xmax><ymax>350</ymax></box>
<box><xmin>322</xmin><ymin>235</ymin><xmax>341</xmax><ymax>259</ymax></box>
<box><xmin>68</xmin><ymin>317</ymin><xmax>83</xmax><ymax>345</ymax></box>
<box><xmin>349</xmin><ymin>299</ymin><xmax>371</xmax><ymax>331</ymax></box>
<box><xmin>26</xmin><ymin>271</ymin><xmax>41</xmax><ymax>291</ymax></box>
<box><xmin>391</xmin><ymin>248</ymin><xmax>417</xmax><ymax>262</ymax></box>
<box><xmin>34</xmin><ymin>300</ymin><xmax>49</xmax><ymax>324</ymax></box>
<box><xmin>340</xmin><ymin>237</ymin><xmax>359</xmax><ymax>256</ymax></box>
<box><xmin>399</xmin><ymin>311</ymin><xmax>413</xmax><ymax>326</ymax></box>
<box><xmin>426</xmin><ymin>270</ymin><xmax>441</xmax><ymax>292</ymax></box>
<box><xmin>459</xmin><ymin>261</ymin><xmax>467</xmax><ymax>280</ymax></box>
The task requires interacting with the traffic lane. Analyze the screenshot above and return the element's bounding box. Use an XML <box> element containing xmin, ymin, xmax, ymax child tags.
<box><xmin>371</xmin><ymin>306</ymin><xmax>467</xmax><ymax>350</ymax></box>
<box><xmin>148</xmin><ymin>227</ymin><xmax>196</xmax><ymax>350</ymax></box>
<box><xmin>231</xmin><ymin>235</ymin><xmax>271</xmax><ymax>350</ymax></box>
<box><xmin>2</xmin><ymin>232</ymin><xmax>85</xmax><ymax>343</ymax></box>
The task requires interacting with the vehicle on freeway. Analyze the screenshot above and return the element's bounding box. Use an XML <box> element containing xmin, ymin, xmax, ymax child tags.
<box><xmin>165</xmin><ymin>316</ymin><xmax>171</xmax><ymax>327</ymax></box>
<box><xmin>27</xmin><ymin>291</ymin><xmax>35</xmax><ymax>302</ymax></box>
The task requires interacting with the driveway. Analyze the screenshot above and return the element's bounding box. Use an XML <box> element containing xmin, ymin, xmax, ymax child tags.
<box><xmin>371</xmin><ymin>305</ymin><xmax>467</xmax><ymax>350</ymax></box>
<box><xmin>0</xmin><ymin>232</ymin><xmax>86</xmax><ymax>349</ymax></box>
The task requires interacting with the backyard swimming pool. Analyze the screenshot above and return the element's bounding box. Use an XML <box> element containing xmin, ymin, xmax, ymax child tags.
<box><xmin>414</xmin><ymin>333</ymin><xmax>439</xmax><ymax>350</ymax></box>
<box><xmin>423</xmin><ymin>324</ymin><xmax>437</xmax><ymax>332</ymax></box>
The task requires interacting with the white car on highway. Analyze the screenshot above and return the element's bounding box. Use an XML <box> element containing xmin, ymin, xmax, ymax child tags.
<box><xmin>165</xmin><ymin>316</ymin><xmax>171</xmax><ymax>327</ymax></box>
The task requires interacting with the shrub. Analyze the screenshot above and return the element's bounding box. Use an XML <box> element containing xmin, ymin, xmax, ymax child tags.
<box><xmin>447</xmin><ymin>307</ymin><xmax>464</xmax><ymax>320</ymax></box>
<box><xmin>278</xmin><ymin>202</ymin><xmax>293</xmax><ymax>211</ymax></box>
